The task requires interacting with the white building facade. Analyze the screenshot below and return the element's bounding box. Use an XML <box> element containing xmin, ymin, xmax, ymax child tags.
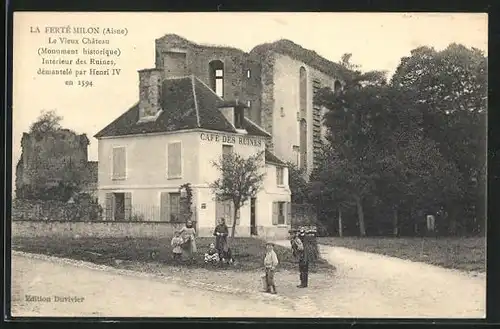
<box><xmin>95</xmin><ymin>74</ymin><xmax>291</xmax><ymax>239</ymax></box>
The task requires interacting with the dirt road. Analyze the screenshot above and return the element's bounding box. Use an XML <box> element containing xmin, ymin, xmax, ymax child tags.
<box><xmin>11</xmin><ymin>253</ymin><xmax>297</xmax><ymax>317</ymax></box>
<box><xmin>11</xmin><ymin>242</ymin><xmax>486</xmax><ymax>318</ymax></box>
<box><xmin>275</xmin><ymin>241</ymin><xmax>486</xmax><ymax>318</ymax></box>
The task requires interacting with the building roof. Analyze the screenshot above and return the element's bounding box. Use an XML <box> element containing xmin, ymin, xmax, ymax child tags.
<box><xmin>265</xmin><ymin>149</ymin><xmax>286</xmax><ymax>166</ymax></box>
<box><xmin>94</xmin><ymin>76</ymin><xmax>271</xmax><ymax>139</ymax></box>
<box><xmin>250</xmin><ymin>39</ymin><xmax>350</xmax><ymax>80</ymax></box>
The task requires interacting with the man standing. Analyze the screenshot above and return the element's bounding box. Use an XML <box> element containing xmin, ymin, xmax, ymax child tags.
<box><xmin>291</xmin><ymin>228</ymin><xmax>309</xmax><ymax>288</ymax></box>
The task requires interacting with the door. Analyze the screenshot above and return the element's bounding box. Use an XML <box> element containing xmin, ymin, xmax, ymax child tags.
<box><xmin>113</xmin><ymin>193</ymin><xmax>125</xmax><ymax>221</ymax></box>
<box><xmin>216</xmin><ymin>199</ymin><xmax>233</xmax><ymax>226</ymax></box>
<box><xmin>250</xmin><ymin>197</ymin><xmax>257</xmax><ymax>235</ymax></box>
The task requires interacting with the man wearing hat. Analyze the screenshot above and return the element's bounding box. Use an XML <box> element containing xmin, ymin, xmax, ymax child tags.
<box><xmin>291</xmin><ymin>227</ymin><xmax>310</xmax><ymax>288</ymax></box>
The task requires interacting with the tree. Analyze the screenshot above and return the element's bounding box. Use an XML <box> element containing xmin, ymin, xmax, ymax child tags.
<box><xmin>311</xmin><ymin>55</ymin><xmax>392</xmax><ymax>236</ymax></box>
<box><xmin>338</xmin><ymin>53</ymin><xmax>388</xmax><ymax>89</ymax></box>
<box><xmin>391</xmin><ymin>43</ymin><xmax>487</xmax><ymax>234</ymax></box>
<box><xmin>29</xmin><ymin>110</ymin><xmax>63</xmax><ymax>136</ymax></box>
<box><xmin>314</xmin><ymin>73</ymin><xmax>463</xmax><ymax>236</ymax></box>
<box><xmin>210</xmin><ymin>151</ymin><xmax>266</xmax><ymax>238</ymax></box>
<box><xmin>286</xmin><ymin>161</ymin><xmax>309</xmax><ymax>204</ymax></box>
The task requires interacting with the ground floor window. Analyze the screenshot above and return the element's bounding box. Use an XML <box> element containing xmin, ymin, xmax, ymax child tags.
<box><xmin>160</xmin><ymin>192</ymin><xmax>182</xmax><ymax>222</ymax></box>
<box><xmin>105</xmin><ymin>192</ymin><xmax>132</xmax><ymax>221</ymax></box>
<box><xmin>272</xmin><ymin>201</ymin><xmax>291</xmax><ymax>225</ymax></box>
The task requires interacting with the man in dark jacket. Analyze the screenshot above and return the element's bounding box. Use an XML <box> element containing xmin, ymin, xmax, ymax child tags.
<box><xmin>298</xmin><ymin>228</ymin><xmax>310</xmax><ymax>288</ymax></box>
<box><xmin>291</xmin><ymin>228</ymin><xmax>311</xmax><ymax>288</ymax></box>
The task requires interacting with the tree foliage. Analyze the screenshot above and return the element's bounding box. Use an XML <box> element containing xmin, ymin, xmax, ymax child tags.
<box><xmin>286</xmin><ymin>161</ymin><xmax>309</xmax><ymax>204</ymax></box>
<box><xmin>210</xmin><ymin>151</ymin><xmax>266</xmax><ymax>237</ymax></box>
<box><xmin>311</xmin><ymin>45</ymin><xmax>486</xmax><ymax>236</ymax></box>
<box><xmin>29</xmin><ymin>110</ymin><xmax>63</xmax><ymax>136</ymax></box>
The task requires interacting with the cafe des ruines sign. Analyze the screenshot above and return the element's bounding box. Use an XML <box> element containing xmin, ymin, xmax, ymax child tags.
<box><xmin>200</xmin><ymin>132</ymin><xmax>263</xmax><ymax>147</ymax></box>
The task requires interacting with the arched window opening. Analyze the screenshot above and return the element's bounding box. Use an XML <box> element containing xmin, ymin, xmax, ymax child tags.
<box><xmin>209</xmin><ymin>60</ymin><xmax>224</xmax><ymax>98</ymax></box>
<box><xmin>299</xmin><ymin>67</ymin><xmax>307</xmax><ymax>119</ymax></box>
<box><xmin>334</xmin><ymin>80</ymin><xmax>342</xmax><ymax>93</ymax></box>
<box><xmin>299</xmin><ymin>119</ymin><xmax>308</xmax><ymax>171</ymax></box>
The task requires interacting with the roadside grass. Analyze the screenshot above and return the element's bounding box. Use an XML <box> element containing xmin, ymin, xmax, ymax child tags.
<box><xmin>12</xmin><ymin>236</ymin><xmax>334</xmax><ymax>273</ymax></box>
<box><xmin>318</xmin><ymin>236</ymin><xmax>485</xmax><ymax>273</ymax></box>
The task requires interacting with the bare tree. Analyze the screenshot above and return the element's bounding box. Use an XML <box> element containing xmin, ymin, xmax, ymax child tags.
<box><xmin>210</xmin><ymin>151</ymin><xmax>266</xmax><ymax>238</ymax></box>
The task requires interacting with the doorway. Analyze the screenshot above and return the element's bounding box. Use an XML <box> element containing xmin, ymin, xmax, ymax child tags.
<box><xmin>113</xmin><ymin>193</ymin><xmax>125</xmax><ymax>221</ymax></box>
<box><xmin>250</xmin><ymin>197</ymin><xmax>257</xmax><ymax>235</ymax></box>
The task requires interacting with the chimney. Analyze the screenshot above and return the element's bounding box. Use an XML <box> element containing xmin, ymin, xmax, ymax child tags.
<box><xmin>138</xmin><ymin>68</ymin><xmax>163</xmax><ymax>119</ymax></box>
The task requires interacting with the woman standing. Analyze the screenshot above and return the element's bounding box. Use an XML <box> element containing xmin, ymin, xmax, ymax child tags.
<box><xmin>213</xmin><ymin>218</ymin><xmax>229</xmax><ymax>262</ymax></box>
<box><xmin>179</xmin><ymin>220</ymin><xmax>197</xmax><ymax>259</ymax></box>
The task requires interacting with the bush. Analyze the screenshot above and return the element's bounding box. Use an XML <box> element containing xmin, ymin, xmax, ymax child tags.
<box><xmin>12</xmin><ymin>196</ymin><xmax>102</xmax><ymax>221</ymax></box>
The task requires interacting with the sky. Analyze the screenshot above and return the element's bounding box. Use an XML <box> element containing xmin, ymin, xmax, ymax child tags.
<box><xmin>12</xmin><ymin>12</ymin><xmax>488</xmax><ymax>193</ymax></box>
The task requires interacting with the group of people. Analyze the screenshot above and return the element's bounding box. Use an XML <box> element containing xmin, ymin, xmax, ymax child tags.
<box><xmin>170</xmin><ymin>220</ymin><xmax>198</xmax><ymax>261</ymax></box>
<box><xmin>205</xmin><ymin>218</ymin><xmax>234</xmax><ymax>265</ymax></box>
<box><xmin>170</xmin><ymin>218</ymin><xmax>234</xmax><ymax>265</ymax></box>
<box><xmin>169</xmin><ymin>219</ymin><xmax>314</xmax><ymax>295</ymax></box>
<box><xmin>262</xmin><ymin>227</ymin><xmax>315</xmax><ymax>294</ymax></box>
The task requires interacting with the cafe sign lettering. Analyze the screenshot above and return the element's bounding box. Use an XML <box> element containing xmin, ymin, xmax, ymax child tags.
<box><xmin>200</xmin><ymin>132</ymin><xmax>262</xmax><ymax>147</ymax></box>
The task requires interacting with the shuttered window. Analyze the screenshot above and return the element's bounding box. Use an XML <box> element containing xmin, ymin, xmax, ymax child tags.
<box><xmin>105</xmin><ymin>193</ymin><xmax>113</xmax><ymax>220</ymax></box>
<box><xmin>272</xmin><ymin>202</ymin><xmax>278</xmax><ymax>225</ymax></box>
<box><xmin>167</xmin><ymin>142</ymin><xmax>182</xmax><ymax>178</ymax></box>
<box><xmin>104</xmin><ymin>192</ymin><xmax>132</xmax><ymax>221</ymax></box>
<box><xmin>160</xmin><ymin>192</ymin><xmax>170</xmax><ymax>222</ymax></box>
<box><xmin>276</xmin><ymin>167</ymin><xmax>284</xmax><ymax>186</ymax></box>
<box><xmin>278</xmin><ymin>202</ymin><xmax>286</xmax><ymax>224</ymax></box>
<box><xmin>112</xmin><ymin>147</ymin><xmax>126</xmax><ymax>180</ymax></box>
<box><xmin>169</xmin><ymin>192</ymin><xmax>181</xmax><ymax>222</ymax></box>
<box><xmin>124</xmin><ymin>193</ymin><xmax>132</xmax><ymax>221</ymax></box>
<box><xmin>160</xmin><ymin>192</ymin><xmax>181</xmax><ymax>222</ymax></box>
<box><xmin>272</xmin><ymin>201</ymin><xmax>287</xmax><ymax>225</ymax></box>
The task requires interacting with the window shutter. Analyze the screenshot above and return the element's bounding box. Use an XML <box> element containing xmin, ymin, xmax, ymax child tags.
<box><xmin>105</xmin><ymin>193</ymin><xmax>113</xmax><ymax>220</ymax></box>
<box><xmin>124</xmin><ymin>193</ymin><xmax>132</xmax><ymax>221</ymax></box>
<box><xmin>112</xmin><ymin>147</ymin><xmax>126</xmax><ymax>179</ymax></box>
<box><xmin>167</xmin><ymin>142</ymin><xmax>182</xmax><ymax>178</ymax></box>
<box><xmin>272</xmin><ymin>202</ymin><xmax>278</xmax><ymax>225</ymax></box>
<box><xmin>286</xmin><ymin>202</ymin><xmax>292</xmax><ymax>225</ymax></box>
<box><xmin>160</xmin><ymin>192</ymin><xmax>170</xmax><ymax>222</ymax></box>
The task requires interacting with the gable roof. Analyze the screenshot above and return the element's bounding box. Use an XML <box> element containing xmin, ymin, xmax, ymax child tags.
<box><xmin>94</xmin><ymin>75</ymin><xmax>271</xmax><ymax>139</ymax></box>
<box><xmin>265</xmin><ymin>149</ymin><xmax>286</xmax><ymax>166</ymax></box>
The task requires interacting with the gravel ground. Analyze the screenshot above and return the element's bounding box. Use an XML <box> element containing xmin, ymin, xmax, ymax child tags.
<box><xmin>11</xmin><ymin>253</ymin><xmax>298</xmax><ymax>318</ymax></box>
<box><xmin>11</xmin><ymin>240</ymin><xmax>486</xmax><ymax>318</ymax></box>
<box><xmin>274</xmin><ymin>241</ymin><xmax>486</xmax><ymax>318</ymax></box>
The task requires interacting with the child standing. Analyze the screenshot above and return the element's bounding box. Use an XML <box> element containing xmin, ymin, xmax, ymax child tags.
<box><xmin>263</xmin><ymin>242</ymin><xmax>279</xmax><ymax>294</ymax></box>
<box><xmin>171</xmin><ymin>231</ymin><xmax>184</xmax><ymax>262</ymax></box>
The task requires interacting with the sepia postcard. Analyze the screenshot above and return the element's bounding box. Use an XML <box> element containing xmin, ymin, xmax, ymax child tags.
<box><xmin>10</xmin><ymin>12</ymin><xmax>487</xmax><ymax>318</ymax></box>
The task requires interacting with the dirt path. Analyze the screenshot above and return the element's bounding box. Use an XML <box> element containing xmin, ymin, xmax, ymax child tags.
<box><xmin>11</xmin><ymin>254</ymin><xmax>297</xmax><ymax>317</ymax></box>
<box><xmin>275</xmin><ymin>241</ymin><xmax>486</xmax><ymax>318</ymax></box>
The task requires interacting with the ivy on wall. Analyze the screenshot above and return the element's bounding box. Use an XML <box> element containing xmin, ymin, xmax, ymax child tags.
<box><xmin>179</xmin><ymin>183</ymin><xmax>194</xmax><ymax>223</ymax></box>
